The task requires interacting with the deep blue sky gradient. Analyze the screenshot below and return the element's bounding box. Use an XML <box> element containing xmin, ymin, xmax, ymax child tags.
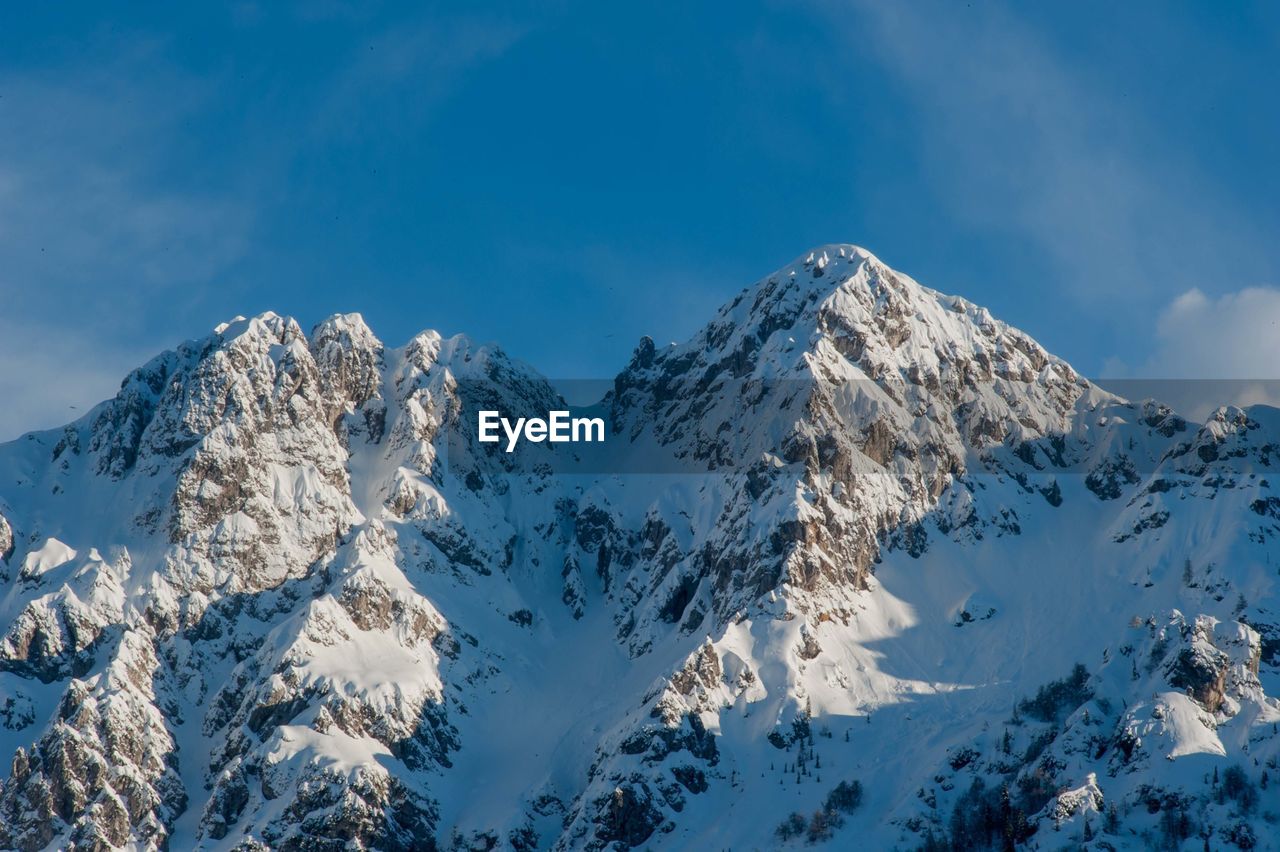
<box><xmin>1</xmin><ymin>1</ymin><xmax>1278</xmax><ymax>437</ymax></box>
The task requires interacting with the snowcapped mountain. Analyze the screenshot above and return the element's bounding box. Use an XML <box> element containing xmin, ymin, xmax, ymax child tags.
<box><xmin>1</xmin><ymin>245</ymin><xmax>1278</xmax><ymax>851</ymax></box>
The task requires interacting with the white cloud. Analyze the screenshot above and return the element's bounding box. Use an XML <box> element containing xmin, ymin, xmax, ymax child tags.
<box><xmin>1147</xmin><ymin>287</ymin><xmax>1280</xmax><ymax>378</ymax></box>
<box><xmin>1099</xmin><ymin>286</ymin><xmax>1280</xmax><ymax>420</ymax></box>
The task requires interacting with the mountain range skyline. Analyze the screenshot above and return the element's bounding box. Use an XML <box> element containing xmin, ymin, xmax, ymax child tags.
<box><xmin>8</xmin><ymin>240</ymin><xmax>1277</xmax><ymax>446</ymax></box>
<box><xmin>2</xmin><ymin>245</ymin><xmax>1277</xmax><ymax>849</ymax></box>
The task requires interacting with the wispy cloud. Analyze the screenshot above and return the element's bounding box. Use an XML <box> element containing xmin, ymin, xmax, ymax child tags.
<box><xmin>812</xmin><ymin>1</ymin><xmax>1272</xmax><ymax>310</ymax></box>
<box><xmin>0</xmin><ymin>66</ymin><xmax>252</xmax><ymax>302</ymax></box>
<box><xmin>314</xmin><ymin>15</ymin><xmax>528</xmax><ymax>138</ymax></box>
<box><xmin>0</xmin><ymin>48</ymin><xmax>254</xmax><ymax>441</ymax></box>
<box><xmin>0</xmin><ymin>12</ymin><xmax>527</xmax><ymax>441</ymax></box>
<box><xmin>0</xmin><ymin>319</ymin><xmax>149</xmax><ymax>440</ymax></box>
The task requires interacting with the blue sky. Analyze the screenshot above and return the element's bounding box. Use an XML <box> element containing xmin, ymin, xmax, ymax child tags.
<box><xmin>2</xmin><ymin>1</ymin><xmax>1278</xmax><ymax>438</ymax></box>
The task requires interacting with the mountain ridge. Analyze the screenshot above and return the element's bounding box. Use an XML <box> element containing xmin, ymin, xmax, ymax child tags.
<box><xmin>1</xmin><ymin>245</ymin><xmax>1278</xmax><ymax>851</ymax></box>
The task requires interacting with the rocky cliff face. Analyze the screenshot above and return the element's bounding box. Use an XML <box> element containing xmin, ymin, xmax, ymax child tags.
<box><xmin>1</xmin><ymin>246</ymin><xmax>1278</xmax><ymax>851</ymax></box>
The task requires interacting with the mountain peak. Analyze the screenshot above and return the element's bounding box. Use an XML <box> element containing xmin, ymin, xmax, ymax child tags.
<box><xmin>212</xmin><ymin>310</ymin><xmax>300</xmax><ymax>342</ymax></box>
<box><xmin>312</xmin><ymin>311</ymin><xmax>377</xmax><ymax>342</ymax></box>
<box><xmin>635</xmin><ymin>243</ymin><xmax>1076</xmax><ymax>402</ymax></box>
